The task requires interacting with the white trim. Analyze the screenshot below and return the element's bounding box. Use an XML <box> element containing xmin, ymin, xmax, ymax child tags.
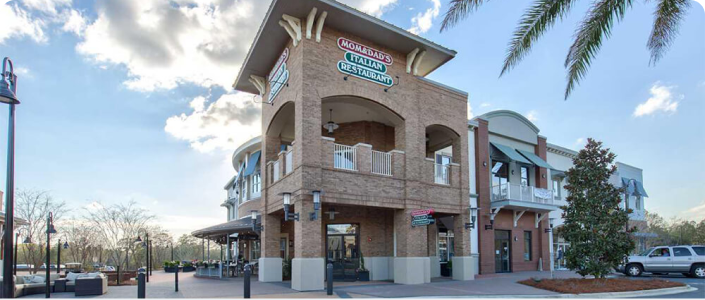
<box><xmin>305</xmin><ymin>7</ymin><xmax>317</xmax><ymax>39</ymax></box>
<box><xmin>406</xmin><ymin>48</ymin><xmax>420</xmax><ymax>74</ymax></box>
<box><xmin>282</xmin><ymin>14</ymin><xmax>302</xmax><ymax>42</ymax></box>
<box><xmin>412</xmin><ymin>50</ymin><xmax>426</xmax><ymax>76</ymax></box>
<box><xmin>513</xmin><ymin>210</ymin><xmax>526</xmax><ymax>227</ymax></box>
<box><xmin>278</xmin><ymin>20</ymin><xmax>298</xmax><ymax>46</ymax></box>
<box><xmin>315</xmin><ymin>11</ymin><xmax>327</xmax><ymax>43</ymax></box>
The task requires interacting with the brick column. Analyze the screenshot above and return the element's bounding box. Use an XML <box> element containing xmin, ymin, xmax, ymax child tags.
<box><xmin>292</xmin><ymin>193</ymin><xmax>324</xmax><ymax>291</ymax></box>
<box><xmin>393</xmin><ymin>209</ymin><xmax>430</xmax><ymax>284</ymax></box>
<box><xmin>356</xmin><ymin>143</ymin><xmax>372</xmax><ymax>174</ymax></box>
<box><xmin>452</xmin><ymin>212</ymin><xmax>474</xmax><ymax>280</ymax></box>
<box><xmin>475</xmin><ymin>119</ymin><xmax>494</xmax><ymax>274</ymax></box>
<box><xmin>259</xmin><ymin>212</ymin><xmax>283</xmax><ymax>282</ymax></box>
<box><xmin>391</xmin><ymin>150</ymin><xmax>405</xmax><ymax>179</ymax></box>
<box><xmin>535</xmin><ymin>136</ymin><xmax>549</xmax><ymax>272</ymax></box>
<box><xmin>535</xmin><ymin>136</ymin><xmax>548</xmax><ymax>189</ymax></box>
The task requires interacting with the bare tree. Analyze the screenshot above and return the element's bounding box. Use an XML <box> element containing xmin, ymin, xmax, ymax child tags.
<box><xmin>15</xmin><ymin>189</ymin><xmax>67</xmax><ymax>274</ymax></box>
<box><xmin>61</xmin><ymin>220</ymin><xmax>100</xmax><ymax>269</ymax></box>
<box><xmin>83</xmin><ymin>201</ymin><xmax>154</xmax><ymax>271</ymax></box>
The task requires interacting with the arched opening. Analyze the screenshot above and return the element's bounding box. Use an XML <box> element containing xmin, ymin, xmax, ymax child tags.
<box><xmin>425</xmin><ymin>124</ymin><xmax>460</xmax><ymax>185</ymax></box>
<box><xmin>321</xmin><ymin>96</ymin><xmax>405</xmax><ymax>152</ymax></box>
<box><xmin>265</xmin><ymin>101</ymin><xmax>296</xmax><ymax>182</ymax></box>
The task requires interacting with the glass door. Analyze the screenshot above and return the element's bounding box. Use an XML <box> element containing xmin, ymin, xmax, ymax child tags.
<box><xmin>495</xmin><ymin>230</ymin><xmax>511</xmax><ymax>273</ymax></box>
<box><xmin>326</xmin><ymin>224</ymin><xmax>359</xmax><ymax>281</ymax></box>
<box><xmin>553</xmin><ymin>243</ymin><xmax>569</xmax><ymax>270</ymax></box>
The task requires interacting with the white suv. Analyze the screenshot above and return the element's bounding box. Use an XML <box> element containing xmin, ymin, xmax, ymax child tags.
<box><xmin>618</xmin><ymin>245</ymin><xmax>705</xmax><ymax>278</ymax></box>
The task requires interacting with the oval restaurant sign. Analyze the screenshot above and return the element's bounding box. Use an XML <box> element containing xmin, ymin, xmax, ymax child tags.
<box><xmin>337</xmin><ymin>37</ymin><xmax>393</xmax><ymax>87</ymax></box>
<box><xmin>411</xmin><ymin>209</ymin><xmax>435</xmax><ymax>227</ymax></box>
<box><xmin>268</xmin><ymin>48</ymin><xmax>289</xmax><ymax>103</ymax></box>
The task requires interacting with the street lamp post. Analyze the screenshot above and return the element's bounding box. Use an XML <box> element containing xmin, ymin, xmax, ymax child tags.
<box><xmin>57</xmin><ymin>238</ymin><xmax>69</xmax><ymax>274</ymax></box>
<box><xmin>45</xmin><ymin>212</ymin><xmax>58</xmax><ymax>298</ymax></box>
<box><xmin>135</xmin><ymin>230</ymin><xmax>150</xmax><ymax>283</ymax></box>
<box><xmin>1</xmin><ymin>56</ymin><xmax>21</xmax><ymax>298</ymax></box>
<box><xmin>13</xmin><ymin>229</ymin><xmax>30</xmax><ymax>276</ymax></box>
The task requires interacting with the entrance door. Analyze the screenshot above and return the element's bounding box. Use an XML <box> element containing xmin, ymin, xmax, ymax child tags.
<box><xmin>553</xmin><ymin>243</ymin><xmax>569</xmax><ymax>270</ymax></box>
<box><xmin>326</xmin><ymin>224</ymin><xmax>359</xmax><ymax>281</ymax></box>
<box><xmin>495</xmin><ymin>230</ymin><xmax>511</xmax><ymax>273</ymax></box>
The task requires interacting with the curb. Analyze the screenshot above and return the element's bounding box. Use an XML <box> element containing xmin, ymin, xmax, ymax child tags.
<box><xmin>411</xmin><ymin>285</ymin><xmax>696</xmax><ymax>298</ymax></box>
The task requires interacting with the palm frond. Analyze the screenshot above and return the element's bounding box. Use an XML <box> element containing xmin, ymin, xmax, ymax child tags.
<box><xmin>564</xmin><ymin>0</ymin><xmax>633</xmax><ymax>100</ymax></box>
<box><xmin>440</xmin><ymin>0</ymin><xmax>489</xmax><ymax>32</ymax></box>
<box><xmin>647</xmin><ymin>0</ymin><xmax>690</xmax><ymax>65</ymax></box>
<box><xmin>501</xmin><ymin>0</ymin><xmax>577</xmax><ymax>76</ymax></box>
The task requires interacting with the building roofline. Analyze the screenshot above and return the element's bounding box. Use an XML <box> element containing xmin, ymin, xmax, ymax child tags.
<box><xmin>547</xmin><ymin>142</ymin><xmax>579</xmax><ymax>158</ymax></box>
<box><xmin>232</xmin><ymin>136</ymin><xmax>262</xmax><ymax>169</ymax></box>
<box><xmin>472</xmin><ymin>110</ymin><xmax>540</xmax><ymax>134</ymax></box>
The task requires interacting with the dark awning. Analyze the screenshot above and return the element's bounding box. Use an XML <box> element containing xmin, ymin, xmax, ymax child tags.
<box><xmin>191</xmin><ymin>215</ymin><xmax>261</xmax><ymax>239</ymax></box>
<box><xmin>551</xmin><ymin>169</ymin><xmax>566</xmax><ymax>179</ymax></box>
<box><xmin>242</xmin><ymin>151</ymin><xmax>261</xmax><ymax>176</ymax></box>
<box><xmin>490</xmin><ymin>143</ymin><xmax>532</xmax><ymax>165</ymax></box>
<box><xmin>517</xmin><ymin>150</ymin><xmax>553</xmax><ymax>169</ymax></box>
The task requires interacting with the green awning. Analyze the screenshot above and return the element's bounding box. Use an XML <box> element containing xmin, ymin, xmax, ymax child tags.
<box><xmin>517</xmin><ymin>150</ymin><xmax>553</xmax><ymax>169</ymax></box>
<box><xmin>242</xmin><ymin>151</ymin><xmax>261</xmax><ymax>176</ymax></box>
<box><xmin>635</xmin><ymin>180</ymin><xmax>649</xmax><ymax>197</ymax></box>
<box><xmin>490</xmin><ymin>143</ymin><xmax>532</xmax><ymax>165</ymax></box>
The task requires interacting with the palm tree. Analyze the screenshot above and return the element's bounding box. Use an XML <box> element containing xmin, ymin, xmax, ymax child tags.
<box><xmin>440</xmin><ymin>0</ymin><xmax>692</xmax><ymax>99</ymax></box>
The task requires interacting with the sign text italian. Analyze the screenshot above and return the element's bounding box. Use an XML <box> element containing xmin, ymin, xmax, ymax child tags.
<box><xmin>411</xmin><ymin>209</ymin><xmax>435</xmax><ymax>227</ymax></box>
<box><xmin>268</xmin><ymin>48</ymin><xmax>289</xmax><ymax>103</ymax></box>
<box><xmin>337</xmin><ymin>37</ymin><xmax>393</xmax><ymax>87</ymax></box>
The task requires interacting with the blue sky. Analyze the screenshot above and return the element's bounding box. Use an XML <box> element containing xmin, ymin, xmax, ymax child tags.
<box><xmin>0</xmin><ymin>0</ymin><xmax>703</xmax><ymax>237</ymax></box>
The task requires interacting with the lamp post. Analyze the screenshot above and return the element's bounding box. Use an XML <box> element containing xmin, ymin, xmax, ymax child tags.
<box><xmin>45</xmin><ymin>212</ymin><xmax>58</xmax><ymax>298</ymax></box>
<box><xmin>1</xmin><ymin>56</ymin><xmax>21</xmax><ymax>299</ymax></box>
<box><xmin>13</xmin><ymin>229</ymin><xmax>30</xmax><ymax>276</ymax></box>
<box><xmin>57</xmin><ymin>238</ymin><xmax>69</xmax><ymax>274</ymax></box>
<box><xmin>135</xmin><ymin>229</ymin><xmax>149</xmax><ymax>283</ymax></box>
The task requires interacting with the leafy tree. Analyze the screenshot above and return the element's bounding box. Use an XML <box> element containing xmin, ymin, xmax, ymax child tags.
<box><xmin>440</xmin><ymin>0</ymin><xmax>693</xmax><ymax>99</ymax></box>
<box><xmin>561</xmin><ymin>138</ymin><xmax>634</xmax><ymax>278</ymax></box>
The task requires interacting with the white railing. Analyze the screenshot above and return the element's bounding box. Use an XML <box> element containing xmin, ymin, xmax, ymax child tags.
<box><xmin>491</xmin><ymin>183</ymin><xmax>554</xmax><ymax>205</ymax></box>
<box><xmin>371</xmin><ymin>150</ymin><xmax>392</xmax><ymax>176</ymax></box>
<box><xmin>434</xmin><ymin>163</ymin><xmax>450</xmax><ymax>185</ymax></box>
<box><xmin>272</xmin><ymin>161</ymin><xmax>280</xmax><ymax>182</ymax></box>
<box><xmin>285</xmin><ymin>150</ymin><xmax>293</xmax><ymax>174</ymax></box>
<box><xmin>334</xmin><ymin>143</ymin><xmax>357</xmax><ymax>171</ymax></box>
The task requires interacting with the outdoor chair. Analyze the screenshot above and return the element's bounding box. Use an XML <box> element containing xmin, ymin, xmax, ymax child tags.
<box><xmin>74</xmin><ymin>273</ymin><xmax>108</xmax><ymax>296</ymax></box>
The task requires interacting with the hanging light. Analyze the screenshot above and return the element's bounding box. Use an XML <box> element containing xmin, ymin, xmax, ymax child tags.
<box><xmin>323</xmin><ymin>109</ymin><xmax>339</xmax><ymax>134</ymax></box>
<box><xmin>63</xmin><ymin>241</ymin><xmax>69</xmax><ymax>249</ymax></box>
<box><xmin>23</xmin><ymin>237</ymin><xmax>31</xmax><ymax>244</ymax></box>
<box><xmin>135</xmin><ymin>235</ymin><xmax>143</xmax><ymax>243</ymax></box>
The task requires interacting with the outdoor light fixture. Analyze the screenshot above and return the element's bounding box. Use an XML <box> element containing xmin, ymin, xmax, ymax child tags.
<box><xmin>546</xmin><ymin>218</ymin><xmax>555</xmax><ymax>233</ymax></box>
<box><xmin>135</xmin><ymin>229</ymin><xmax>150</xmax><ymax>283</ymax></box>
<box><xmin>482</xmin><ymin>161</ymin><xmax>487</xmax><ymax>167</ymax></box>
<box><xmin>486</xmin><ymin>209</ymin><xmax>498</xmax><ymax>230</ymax></box>
<box><xmin>465</xmin><ymin>207</ymin><xmax>479</xmax><ymax>229</ymax></box>
<box><xmin>282</xmin><ymin>192</ymin><xmax>299</xmax><ymax>221</ymax></box>
<box><xmin>310</xmin><ymin>190</ymin><xmax>321</xmax><ymax>221</ymax></box>
<box><xmin>1</xmin><ymin>57</ymin><xmax>20</xmax><ymax>299</ymax></box>
<box><xmin>251</xmin><ymin>210</ymin><xmax>262</xmax><ymax>232</ymax></box>
<box><xmin>56</xmin><ymin>236</ymin><xmax>69</xmax><ymax>274</ymax></box>
<box><xmin>45</xmin><ymin>212</ymin><xmax>57</xmax><ymax>298</ymax></box>
<box><xmin>323</xmin><ymin>109</ymin><xmax>338</xmax><ymax>134</ymax></box>
<box><xmin>384</xmin><ymin>76</ymin><xmax>400</xmax><ymax>92</ymax></box>
<box><xmin>13</xmin><ymin>229</ymin><xmax>30</xmax><ymax>276</ymax></box>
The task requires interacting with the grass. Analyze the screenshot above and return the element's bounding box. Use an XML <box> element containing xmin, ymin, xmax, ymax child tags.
<box><xmin>518</xmin><ymin>278</ymin><xmax>685</xmax><ymax>294</ymax></box>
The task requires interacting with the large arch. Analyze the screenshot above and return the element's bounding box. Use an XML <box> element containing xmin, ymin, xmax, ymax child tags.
<box><xmin>425</xmin><ymin>124</ymin><xmax>461</xmax><ymax>162</ymax></box>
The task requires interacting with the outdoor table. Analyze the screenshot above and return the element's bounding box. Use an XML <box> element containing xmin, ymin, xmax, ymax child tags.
<box><xmin>54</xmin><ymin>279</ymin><xmax>67</xmax><ymax>293</ymax></box>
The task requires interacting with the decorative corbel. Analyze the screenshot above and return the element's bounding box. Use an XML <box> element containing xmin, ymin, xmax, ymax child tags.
<box><xmin>306</xmin><ymin>7</ymin><xmax>318</xmax><ymax>39</ymax></box>
<box><xmin>248</xmin><ymin>75</ymin><xmax>266</xmax><ymax>96</ymax></box>
<box><xmin>412</xmin><ymin>50</ymin><xmax>426</xmax><ymax>76</ymax></box>
<box><xmin>406</xmin><ymin>48</ymin><xmax>420</xmax><ymax>74</ymax></box>
<box><xmin>315</xmin><ymin>11</ymin><xmax>327</xmax><ymax>43</ymax></box>
<box><xmin>278</xmin><ymin>20</ymin><xmax>298</xmax><ymax>46</ymax></box>
<box><xmin>535</xmin><ymin>212</ymin><xmax>548</xmax><ymax>228</ymax></box>
<box><xmin>513</xmin><ymin>210</ymin><xmax>526</xmax><ymax>227</ymax></box>
<box><xmin>282</xmin><ymin>14</ymin><xmax>302</xmax><ymax>42</ymax></box>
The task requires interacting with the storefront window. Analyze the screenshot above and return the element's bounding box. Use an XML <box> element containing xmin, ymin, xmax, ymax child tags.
<box><xmin>438</xmin><ymin>230</ymin><xmax>454</xmax><ymax>262</ymax></box>
<box><xmin>327</xmin><ymin>224</ymin><xmax>357</xmax><ymax>234</ymax></box>
<box><xmin>251</xmin><ymin>240</ymin><xmax>261</xmax><ymax>261</ymax></box>
<box><xmin>492</xmin><ymin>161</ymin><xmax>509</xmax><ymax>198</ymax></box>
<box><xmin>524</xmin><ymin>231</ymin><xmax>532</xmax><ymax>261</ymax></box>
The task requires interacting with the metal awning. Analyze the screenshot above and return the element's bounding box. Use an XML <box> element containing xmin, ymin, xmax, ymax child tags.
<box><xmin>242</xmin><ymin>151</ymin><xmax>261</xmax><ymax>176</ymax></box>
<box><xmin>622</xmin><ymin>177</ymin><xmax>647</xmax><ymax>197</ymax></box>
<box><xmin>490</xmin><ymin>143</ymin><xmax>532</xmax><ymax>165</ymax></box>
<box><xmin>550</xmin><ymin>169</ymin><xmax>566</xmax><ymax>179</ymax></box>
<box><xmin>517</xmin><ymin>150</ymin><xmax>553</xmax><ymax>169</ymax></box>
<box><xmin>191</xmin><ymin>215</ymin><xmax>261</xmax><ymax>239</ymax></box>
<box><xmin>634</xmin><ymin>180</ymin><xmax>649</xmax><ymax>197</ymax></box>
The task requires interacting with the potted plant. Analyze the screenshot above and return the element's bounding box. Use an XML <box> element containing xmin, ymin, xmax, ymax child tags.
<box><xmin>282</xmin><ymin>258</ymin><xmax>292</xmax><ymax>281</ymax></box>
<box><xmin>182</xmin><ymin>262</ymin><xmax>195</xmax><ymax>272</ymax></box>
<box><xmin>356</xmin><ymin>252</ymin><xmax>370</xmax><ymax>281</ymax></box>
<box><xmin>163</xmin><ymin>261</ymin><xmax>179</xmax><ymax>273</ymax></box>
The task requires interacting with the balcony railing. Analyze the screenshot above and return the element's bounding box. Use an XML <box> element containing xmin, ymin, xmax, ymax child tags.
<box><xmin>491</xmin><ymin>183</ymin><xmax>554</xmax><ymax>205</ymax></box>
<box><xmin>272</xmin><ymin>161</ymin><xmax>280</xmax><ymax>182</ymax></box>
<box><xmin>334</xmin><ymin>143</ymin><xmax>357</xmax><ymax>171</ymax></box>
<box><xmin>434</xmin><ymin>163</ymin><xmax>450</xmax><ymax>185</ymax></box>
<box><xmin>371</xmin><ymin>150</ymin><xmax>392</xmax><ymax>176</ymax></box>
<box><xmin>285</xmin><ymin>150</ymin><xmax>293</xmax><ymax>174</ymax></box>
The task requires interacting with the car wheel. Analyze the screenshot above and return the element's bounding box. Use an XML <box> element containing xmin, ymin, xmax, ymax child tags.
<box><xmin>627</xmin><ymin>264</ymin><xmax>643</xmax><ymax>277</ymax></box>
<box><xmin>691</xmin><ymin>264</ymin><xmax>705</xmax><ymax>279</ymax></box>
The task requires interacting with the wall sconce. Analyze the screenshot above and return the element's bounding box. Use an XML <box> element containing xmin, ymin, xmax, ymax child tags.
<box><xmin>511</xmin><ymin>169</ymin><xmax>515</xmax><ymax>175</ymax></box>
<box><xmin>465</xmin><ymin>207</ymin><xmax>479</xmax><ymax>229</ymax></box>
<box><xmin>310</xmin><ymin>190</ymin><xmax>321</xmax><ymax>221</ymax></box>
<box><xmin>483</xmin><ymin>161</ymin><xmax>487</xmax><ymax>167</ymax></box>
<box><xmin>283</xmin><ymin>192</ymin><xmax>299</xmax><ymax>222</ymax></box>
<box><xmin>485</xmin><ymin>209</ymin><xmax>498</xmax><ymax>230</ymax></box>
<box><xmin>542</xmin><ymin>174</ymin><xmax>546</xmax><ymax>179</ymax></box>
<box><xmin>250</xmin><ymin>210</ymin><xmax>262</xmax><ymax>232</ymax></box>
<box><xmin>545</xmin><ymin>217</ymin><xmax>555</xmax><ymax>233</ymax></box>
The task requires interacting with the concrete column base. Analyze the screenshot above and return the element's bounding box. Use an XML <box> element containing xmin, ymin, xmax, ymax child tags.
<box><xmin>471</xmin><ymin>253</ymin><xmax>480</xmax><ymax>275</ymax></box>
<box><xmin>258</xmin><ymin>257</ymin><xmax>283</xmax><ymax>282</ymax></box>
<box><xmin>367</xmin><ymin>257</ymin><xmax>392</xmax><ymax>280</ymax></box>
<box><xmin>393</xmin><ymin>257</ymin><xmax>430</xmax><ymax>284</ymax></box>
<box><xmin>292</xmin><ymin>258</ymin><xmax>324</xmax><ymax>291</ymax></box>
<box><xmin>429</xmin><ymin>256</ymin><xmax>440</xmax><ymax>278</ymax></box>
<box><xmin>452</xmin><ymin>256</ymin><xmax>475</xmax><ymax>281</ymax></box>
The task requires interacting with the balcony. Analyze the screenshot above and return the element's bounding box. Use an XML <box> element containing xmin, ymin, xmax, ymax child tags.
<box><xmin>491</xmin><ymin>183</ymin><xmax>559</xmax><ymax>212</ymax></box>
<box><xmin>267</xmin><ymin>146</ymin><xmax>295</xmax><ymax>185</ymax></box>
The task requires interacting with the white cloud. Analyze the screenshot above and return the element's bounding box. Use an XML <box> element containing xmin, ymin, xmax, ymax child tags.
<box><xmin>165</xmin><ymin>93</ymin><xmax>261</xmax><ymax>153</ymax></box>
<box><xmin>480</xmin><ymin>102</ymin><xmax>491</xmax><ymax>108</ymax></box>
<box><xmin>633</xmin><ymin>82</ymin><xmax>680</xmax><ymax>117</ymax></box>
<box><xmin>84</xmin><ymin>201</ymin><xmax>103</xmax><ymax>211</ymax></box>
<box><xmin>0</xmin><ymin>1</ymin><xmax>47</xmax><ymax>44</ymax></box>
<box><xmin>467</xmin><ymin>102</ymin><xmax>473</xmax><ymax>119</ymax></box>
<box><xmin>525</xmin><ymin>110</ymin><xmax>539</xmax><ymax>122</ymax></box>
<box><xmin>61</xmin><ymin>9</ymin><xmax>86</xmax><ymax>36</ymax></box>
<box><xmin>682</xmin><ymin>201</ymin><xmax>705</xmax><ymax>220</ymax></box>
<box><xmin>340</xmin><ymin>0</ymin><xmax>398</xmax><ymax>17</ymax></box>
<box><xmin>408</xmin><ymin>0</ymin><xmax>440</xmax><ymax>34</ymax></box>
<box><xmin>574</xmin><ymin>138</ymin><xmax>585</xmax><ymax>147</ymax></box>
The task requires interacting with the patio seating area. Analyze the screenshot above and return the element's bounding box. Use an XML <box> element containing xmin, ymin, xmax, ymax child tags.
<box><xmin>1</xmin><ymin>272</ymin><xmax>108</xmax><ymax>298</ymax></box>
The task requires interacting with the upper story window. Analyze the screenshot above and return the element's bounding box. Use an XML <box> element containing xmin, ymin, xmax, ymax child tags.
<box><xmin>552</xmin><ymin>179</ymin><xmax>561</xmax><ymax>200</ymax></box>
<box><xmin>520</xmin><ymin>166</ymin><xmax>529</xmax><ymax>186</ymax></box>
<box><xmin>635</xmin><ymin>195</ymin><xmax>642</xmax><ymax>210</ymax></box>
<box><xmin>252</xmin><ymin>171</ymin><xmax>261</xmax><ymax>196</ymax></box>
<box><xmin>241</xmin><ymin>178</ymin><xmax>247</xmax><ymax>203</ymax></box>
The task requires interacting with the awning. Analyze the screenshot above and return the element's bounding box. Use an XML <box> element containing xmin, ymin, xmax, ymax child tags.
<box><xmin>551</xmin><ymin>169</ymin><xmax>566</xmax><ymax>179</ymax></box>
<box><xmin>242</xmin><ymin>151</ymin><xmax>261</xmax><ymax>176</ymax></box>
<box><xmin>517</xmin><ymin>150</ymin><xmax>554</xmax><ymax>169</ymax></box>
<box><xmin>634</xmin><ymin>180</ymin><xmax>649</xmax><ymax>197</ymax></box>
<box><xmin>191</xmin><ymin>215</ymin><xmax>261</xmax><ymax>239</ymax></box>
<box><xmin>622</xmin><ymin>177</ymin><xmax>636</xmax><ymax>195</ymax></box>
<box><xmin>490</xmin><ymin>143</ymin><xmax>532</xmax><ymax>165</ymax></box>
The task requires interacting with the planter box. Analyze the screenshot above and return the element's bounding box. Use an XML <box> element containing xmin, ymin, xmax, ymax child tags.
<box><xmin>164</xmin><ymin>267</ymin><xmax>178</xmax><ymax>273</ymax></box>
<box><xmin>182</xmin><ymin>266</ymin><xmax>195</xmax><ymax>272</ymax></box>
<box><xmin>440</xmin><ymin>264</ymin><xmax>451</xmax><ymax>277</ymax></box>
<box><xmin>357</xmin><ymin>270</ymin><xmax>370</xmax><ymax>281</ymax></box>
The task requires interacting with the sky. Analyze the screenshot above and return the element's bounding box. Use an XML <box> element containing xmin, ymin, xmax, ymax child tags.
<box><xmin>0</xmin><ymin>0</ymin><xmax>703</xmax><ymax>238</ymax></box>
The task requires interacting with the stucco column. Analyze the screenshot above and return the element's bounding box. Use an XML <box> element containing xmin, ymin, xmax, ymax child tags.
<box><xmin>427</xmin><ymin>223</ymin><xmax>440</xmax><ymax>278</ymax></box>
<box><xmin>452</xmin><ymin>212</ymin><xmax>474</xmax><ymax>280</ymax></box>
<box><xmin>259</xmin><ymin>213</ymin><xmax>283</xmax><ymax>282</ymax></box>
<box><xmin>292</xmin><ymin>194</ymin><xmax>324</xmax><ymax>291</ymax></box>
<box><xmin>393</xmin><ymin>209</ymin><xmax>430</xmax><ymax>284</ymax></box>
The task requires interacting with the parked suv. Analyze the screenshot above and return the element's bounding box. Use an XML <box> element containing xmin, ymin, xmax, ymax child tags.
<box><xmin>618</xmin><ymin>245</ymin><xmax>704</xmax><ymax>278</ymax></box>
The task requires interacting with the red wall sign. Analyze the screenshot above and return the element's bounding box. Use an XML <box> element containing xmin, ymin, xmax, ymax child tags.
<box><xmin>337</xmin><ymin>37</ymin><xmax>393</xmax><ymax>65</ymax></box>
<box><xmin>411</xmin><ymin>209</ymin><xmax>434</xmax><ymax>216</ymax></box>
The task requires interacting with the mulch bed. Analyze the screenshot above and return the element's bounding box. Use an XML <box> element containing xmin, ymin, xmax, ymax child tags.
<box><xmin>518</xmin><ymin>278</ymin><xmax>685</xmax><ymax>294</ymax></box>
